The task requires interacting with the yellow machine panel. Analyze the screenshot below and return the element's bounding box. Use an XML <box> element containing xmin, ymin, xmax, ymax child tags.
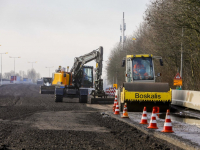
<box><xmin>126</xmin><ymin>54</ymin><xmax>153</xmax><ymax>59</ymax></box>
<box><xmin>121</xmin><ymin>87</ymin><xmax>125</xmax><ymax>103</ymax></box>
<box><xmin>124</xmin><ymin>89</ymin><xmax>171</xmax><ymax>102</ymax></box>
<box><xmin>52</xmin><ymin>72</ymin><xmax>70</xmax><ymax>86</ymax></box>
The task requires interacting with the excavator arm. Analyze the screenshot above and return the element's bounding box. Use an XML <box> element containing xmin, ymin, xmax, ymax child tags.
<box><xmin>70</xmin><ymin>46</ymin><xmax>103</xmax><ymax>78</ymax></box>
<box><xmin>70</xmin><ymin>46</ymin><xmax>104</xmax><ymax>97</ymax></box>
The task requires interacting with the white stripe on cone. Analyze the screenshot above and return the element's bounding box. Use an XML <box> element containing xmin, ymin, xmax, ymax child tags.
<box><xmin>142</xmin><ymin>116</ymin><xmax>147</xmax><ymax>119</ymax></box>
<box><xmin>164</xmin><ymin>122</ymin><xmax>172</xmax><ymax>126</ymax></box>
<box><xmin>166</xmin><ymin>115</ymin><xmax>171</xmax><ymax>119</ymax></box>
<box><xmin>150</xmin><ymin>120</ymin><xmax>157</xmax><ymax>123</ymax></box>
<box><xmin>152</xmin><ymin>114</ymin><xmax>156</xmax><ymax>117</ymax></box>
<box><xmin>156</xmin><ymin>114</ymin><xmax>159</xmax><ymax>119</ymax></box>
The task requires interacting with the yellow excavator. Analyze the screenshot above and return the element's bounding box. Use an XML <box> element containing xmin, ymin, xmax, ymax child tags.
<box><xmin>40</xmin><ymin>46</ymin><xmax>106</xmax><ymax>103</ymax></box>
<box><xmin>118</xmin><ymin>54</ymin><xmax>171</xmax><ymax>112</ymax></box>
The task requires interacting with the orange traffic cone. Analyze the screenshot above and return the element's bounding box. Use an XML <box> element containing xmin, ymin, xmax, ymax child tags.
<box><xmin>113</xmin><ymin>95</ymin><xmax>118</xmax><ymax>112</ymax></box>
<box><xmin>157</xmin><ymin>107</ymin><xmax>160</xmax><ymax>119</ymax></box>
<box><xmin>121</xmin><ymin>103</ymin><xmax>129</xmax><ymax>118</ymax></box>
<box><xmin>153</xmin><ymin>106</ymin><xmax>160</xmax><ymax>119</ymax></box>
<box><xmin>161</xmin><ymin>109</ymin><xmax>174</xmax><ymax>133</ymax></box>
<box><xmin>140</xmin><ymin>107</ymin><xmax>148</xmax><ymax>124</ymax></box>
<box><xmin>147</xmin><ymin>109</ymin><xmax>158</xmax><ymax>129</ymax></box>
<box><xmin>114</xmin><ymin>102</ymin><xmax>120</xmax><ymax>115</ymax></box>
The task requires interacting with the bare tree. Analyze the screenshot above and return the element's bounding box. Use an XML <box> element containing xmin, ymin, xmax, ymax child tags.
<box><xmin>3</xmin><ymin>69</ymin><xmax>40</xmax><ymax>83</ymax></box>
<box><xmin>106</xmin><ymin>0</ymin><xmax>200</xmax><ymax>90</ymax></box>
<box><xmin>27</xmin><ymin>69</ymin><xmax>39</xmax><ymax>83</ymax></box>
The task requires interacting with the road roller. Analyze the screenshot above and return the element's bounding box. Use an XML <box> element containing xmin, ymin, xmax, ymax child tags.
<box><xmin>118</xmin><ymin>54</ymin><xmax>171</xmax><ymax>112</ymax></box>
<box><xmin>40</xmin><ymin>77</ymin><xmax>55</xmax><ymax>94</ymax></box>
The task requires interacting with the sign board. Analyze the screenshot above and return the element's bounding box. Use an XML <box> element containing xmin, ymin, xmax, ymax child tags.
<box><xmin>173</xmin><ymin>79</ymin><xmax>182</xmax><ymax>86</ymax></box>
<box><xmin>113</xmin><ymin>84</ymin><xmax>118</xmax><ymax>89</ymax></box>
<box><xmin>174</xmin><ymin>72</ymin><xmax>182</xmax><ymax>79</ymax></box>
<box><xmin>173</xmin><ymin>72</ymin><xmax>182</xmax><ymax>86</ymax></box>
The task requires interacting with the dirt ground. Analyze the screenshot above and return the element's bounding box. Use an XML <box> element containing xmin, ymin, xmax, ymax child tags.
<box><xmin>0</xmin><ymin>84</ymin><xmax>182</xmax><ymax>150</ymax></box>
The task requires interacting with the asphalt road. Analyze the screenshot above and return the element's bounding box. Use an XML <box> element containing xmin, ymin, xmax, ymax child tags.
<box><xmin>0</xmin><ymin>84</ymin><xmax>182</xmax><ymax>150</ymax></box>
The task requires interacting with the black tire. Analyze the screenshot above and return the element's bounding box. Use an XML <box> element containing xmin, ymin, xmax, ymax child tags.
<box><xmin>120</xmin><ymin>103</ymin><xmax>124</xmax><ymax>112</ymax></box>
<box><xmin>79</xmin><ymin>95</ymin><xmax>87</xmax><ymax>103</ymax></box>
<box><xmin>117</xmin><ymin>88</ymin><xmax>123</xmax><ymax>112</ymax></box>
<box><xmin>55</xmin><ymin>95</ymin><xmax>63</xmax><ymax>102</ymax></box>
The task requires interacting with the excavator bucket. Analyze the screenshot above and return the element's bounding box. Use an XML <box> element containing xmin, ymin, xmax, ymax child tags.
<box><xmin>40</xmin><ymin>86</ymin><xmax>55</xmax><ymax>94</ymax></box>
<box><xmin>120</xmin><ymin>82</ymin><xmax>171</xmax><ymax>112</ymax></box>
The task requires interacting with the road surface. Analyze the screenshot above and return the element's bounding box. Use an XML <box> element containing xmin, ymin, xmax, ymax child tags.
<box><xmin>0</xmin><ymin>84</ymin><xmax>182</xmax><ymax>150</ymax></box>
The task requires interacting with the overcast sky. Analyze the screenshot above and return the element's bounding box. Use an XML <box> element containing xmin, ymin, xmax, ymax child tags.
<box><xmin>0</xmin><ymin>0</ymin><xmax>150</xmax><ymax>78</ymax></box>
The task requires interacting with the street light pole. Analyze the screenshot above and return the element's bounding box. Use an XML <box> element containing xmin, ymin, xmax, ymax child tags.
<box><xmin>46</xmin><ymin>66</ymin><xmax>54</xmax><ymax>77</ymax></box>
<box><xmin>120</xmin><ymin>12</ymin><xmax>126</xmax><ymax>55</ymax></box>
<box><xmin>180</xmin><ymin>27</ymin><xmax>183</xmax><ymax>87</ymax></box>
<box><xmin>28</xmin><ymin>61</ymin><xmax>37</xmax><ymax>69</ymax></box>
<box><xmin>0</xmin><ymin>52</ymin><xmax>8</xmax><ymax>85</ymax></box>
<box><xmin>14</xmin><ymin>58</ymin><xmax>15</xmax><ymax>74</ymax></box>
<box><xmin>9</xmin><ymin>56</ymin><xmax>21</xmax><ymax>75</ymax></box>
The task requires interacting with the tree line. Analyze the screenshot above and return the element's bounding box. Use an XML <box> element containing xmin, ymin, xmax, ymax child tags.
<box><xmin>106</xmin><ymin>0</ymin><xmax>200</xmax><ymax>90</ymax></box>
<box><xmin>2</xmin><ymin>69</ymin><xmax>40</xmax><ymax>83</ymax></box>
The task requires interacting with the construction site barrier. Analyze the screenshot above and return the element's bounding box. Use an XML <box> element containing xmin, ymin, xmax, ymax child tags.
<box><xmin>105</xmin><ymin>87</ymin><xmax>116</xmax><ymax>96</ymax></box>
<box><xmin>172</xmin><ymin>89</ymin><xmax>200</xmax><ymax>111</ymax></box>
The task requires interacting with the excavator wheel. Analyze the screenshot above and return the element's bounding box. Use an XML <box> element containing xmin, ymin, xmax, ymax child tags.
<box><xmin>55</xmin><ymin>95</ymin><xmax>63</xmax><ymax>102</ymax></box>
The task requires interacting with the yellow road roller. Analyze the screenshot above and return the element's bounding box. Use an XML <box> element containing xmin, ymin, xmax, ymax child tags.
<box><xmin>118</xmin><ymin>54</ymin><xmax>171</xmax><ymax>112</ymax></box>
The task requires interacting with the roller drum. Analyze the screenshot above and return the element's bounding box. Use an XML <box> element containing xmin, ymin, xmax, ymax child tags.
<box><xmin>122</xmin><ymin>82</ymin><xmax>171</xmax><ymax>112</ymax></box>
<box><xmin>123</xmin><ymin>82</ymin><xmax>170</xmax><ymax>92</ymax></box>
<box><xmin>40</xmin><ymin>86</ymin><xmax>55</xmax><ymax>94</ymax></box>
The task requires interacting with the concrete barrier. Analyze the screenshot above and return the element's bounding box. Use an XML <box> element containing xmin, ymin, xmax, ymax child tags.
<box><xmin>172</xmin><ymin>89</ymin><xmax>200</xmax><ymax>110</ymax></box>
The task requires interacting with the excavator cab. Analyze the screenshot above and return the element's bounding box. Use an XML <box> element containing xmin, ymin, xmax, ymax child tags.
<box><xmin>81</xmin><ymin>66</ymin><xmax>93</xmax><ymax>88</ymax></box>
<box><xmin>72</xmin><ymin>66</ymin><xmax>93</xmax><ymax>88</ymax></box>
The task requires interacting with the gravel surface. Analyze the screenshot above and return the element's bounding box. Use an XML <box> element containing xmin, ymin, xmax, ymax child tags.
<box><xmin>0</xmin><ymin>84</ymin><xmax>182</xmax><ymax>150</ymax></box>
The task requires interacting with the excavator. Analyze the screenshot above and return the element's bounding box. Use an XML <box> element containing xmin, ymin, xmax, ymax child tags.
<box><xmin>40</xmin><ymin>46</ymin><xmax>106</xmax><ymax>103</ymax></box>
<box><xmin>118</xmin><ymin>54</ymin><xmax>171</xmax><ymax>112</ymax></box>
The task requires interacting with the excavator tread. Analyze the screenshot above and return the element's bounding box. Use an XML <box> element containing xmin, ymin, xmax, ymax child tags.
<box><xmin>55</xmin><ymin>95</ymin><xmax>63</xmax><ymax>102</ymax></box>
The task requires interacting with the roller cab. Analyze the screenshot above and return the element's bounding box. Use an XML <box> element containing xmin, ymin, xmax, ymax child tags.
<box><xmin>40</xmin><ymin>77</ymin><xmax>55</xmax><ymax>94</ymax></box>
